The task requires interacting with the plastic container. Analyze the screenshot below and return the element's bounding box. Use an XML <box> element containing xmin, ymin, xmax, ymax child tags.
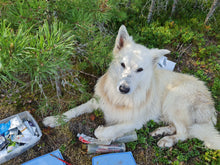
<box><xmin>82</xmin><ymin>142</ymin><xmax>126</xmax><ymax>154</ymax></box>
<box><xmin>77</xmin><ymin>131</ymin><xmax>137</xmax><ymax>145</ymax></box>
<box><xmin>0</xmin><ymin>111</ymin><xmax>42</xmax><ymax>164</ymax></box>
<box><xmin>92</xmin><ymin>151</ymin><xmax>136</xmax><ymax>165</ymax></box>
<box><xmin>115</xmin><ymin>131</ymin><xmax>137</xmax><ymax>143</ymax></box>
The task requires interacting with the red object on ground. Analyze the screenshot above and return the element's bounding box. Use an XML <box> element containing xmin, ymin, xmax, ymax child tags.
<box><xmin>50</xmin><ymin>154</ymin><xmax>72</xmax><ymax>165</ymax></box>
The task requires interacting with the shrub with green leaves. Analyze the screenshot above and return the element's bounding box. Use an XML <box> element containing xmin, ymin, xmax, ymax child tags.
<box><xmin>0</xmin><ymin>20</ymin><xmax>32</xmax><ymax>84</ymax></box>
<box><xmin>0</xmin><ymin>20</ymin><xmax>75</xmax><ymax>91</ymax></box>
<box><xmin>1</xmin><ymin>0</ymin><xmax>48</xmax><ymax>31</ymax></box>
<box><xmin>27</xmin><ymin>21</ymin><xmax>75</xmax><ymax>89</ymax></box>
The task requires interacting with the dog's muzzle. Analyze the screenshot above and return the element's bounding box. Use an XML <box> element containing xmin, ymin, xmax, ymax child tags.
<box><xmin>119</xmin><ymin>84</ymin><xmax>130</xmax><ymax>94</ymax></box>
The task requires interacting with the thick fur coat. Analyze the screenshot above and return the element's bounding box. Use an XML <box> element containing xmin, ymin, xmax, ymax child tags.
<box><xmin>43</xmin><ymin>25</ymin><xmax>220</xmax><ymax>149</ymax></box>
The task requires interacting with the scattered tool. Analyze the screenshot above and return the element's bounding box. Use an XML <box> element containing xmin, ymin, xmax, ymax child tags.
<box><xmin>50</xmin><ymin>154</ymin><xmax>72</xmax><ymax>165</ymax></box>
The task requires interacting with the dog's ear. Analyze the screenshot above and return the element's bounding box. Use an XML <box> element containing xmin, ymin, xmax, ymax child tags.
<box><xmin>151</xmin><ymin>49</ymin><xmax>170</xmax><ymax>65</ymax></box>
<box><xmin>113</xmin><ymin>25</ymin><xmax>130</xmax><ymax>54</ymax></box>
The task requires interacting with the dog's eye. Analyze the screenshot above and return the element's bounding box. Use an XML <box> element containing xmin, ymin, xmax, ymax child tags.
<box><xmin>121</xmin><ymin>62</ymin><xmax>125</xmax><ymax>68</ymax></box>
<box><xmin>136</xmin><ymin>68</ymin><xmax>143</xmax><ymax>72</ymax></box>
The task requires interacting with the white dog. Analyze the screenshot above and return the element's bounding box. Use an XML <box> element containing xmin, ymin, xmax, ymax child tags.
<box><xmin>43</xmin><ymin>25</ymin><xmax>220</xmax><ymax>149</ymax></box>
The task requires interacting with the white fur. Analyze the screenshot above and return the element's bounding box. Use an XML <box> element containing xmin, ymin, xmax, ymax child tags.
<box><xmin>43</xmin><ymin>25</ymin><xmax>220</xmax><ymax>149</ymax></box>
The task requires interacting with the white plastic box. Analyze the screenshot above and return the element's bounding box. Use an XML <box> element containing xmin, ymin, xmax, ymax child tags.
<box><xmin>0</xmin><ymin>111</ymin><xmax>42</xmax><ymax>164</ymax></box>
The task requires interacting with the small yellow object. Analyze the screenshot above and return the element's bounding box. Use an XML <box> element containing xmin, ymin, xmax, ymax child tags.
<box><xmin>10</xmin><ymin>43</ymin><xmax>14</xmax><ymax>49</ymax></box>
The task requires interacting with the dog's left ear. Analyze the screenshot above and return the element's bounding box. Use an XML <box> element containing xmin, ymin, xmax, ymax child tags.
<box><xmin>151</xmin><ymin>49</ymin><xmax>171</xmax><ymax>65</ymax></box>
<box><xmin>113</xmin><ymin>25</ymin><xmax>130</xmax><ymax>54</ymax></box>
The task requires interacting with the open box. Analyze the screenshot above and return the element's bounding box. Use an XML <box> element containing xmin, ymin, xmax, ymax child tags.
<box><xmin>0</xmin><ymin>111</ymin><xmax>42</xmax><ymax>164</ymax></box>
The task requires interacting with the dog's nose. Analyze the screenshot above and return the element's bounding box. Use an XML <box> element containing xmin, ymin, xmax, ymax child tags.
<box><xmin>119</xmin><ymin>85</ymin><xmax>130</xmax><ymax>94</ymax></box>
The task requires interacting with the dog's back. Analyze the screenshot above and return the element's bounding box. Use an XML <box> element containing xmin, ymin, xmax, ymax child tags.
<box><xmin>155</xmin><ymin>69</ymin><xmax>216</xmax><ymax>125</ymax></box>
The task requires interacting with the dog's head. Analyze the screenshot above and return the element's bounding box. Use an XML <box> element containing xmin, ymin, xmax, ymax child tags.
<box><xmin>110</xmin><ymin>25</ymin><xmax>170</xmax><ymax>95</ymax></box>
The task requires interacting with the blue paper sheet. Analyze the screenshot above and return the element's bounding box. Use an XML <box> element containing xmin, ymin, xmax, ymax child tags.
<box><xmin>22</xmin><ymin>149</ymin><xmax>65</xmax><ymax>165</ymax></box>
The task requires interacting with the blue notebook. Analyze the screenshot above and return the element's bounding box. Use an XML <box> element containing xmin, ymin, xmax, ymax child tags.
<box><xmin>92</xmin><ymin>152</ymin><xmax>136</xmax><ymax>165</ymax></box>
<box><xmin>22</xmin><ymin>149</ymin><xmax>65</xmax><ymax>165</ymax></box>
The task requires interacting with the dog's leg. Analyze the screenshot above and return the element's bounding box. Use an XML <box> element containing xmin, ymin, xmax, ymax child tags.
<box><xmin>150</xmin><ymin>125</ymin><xmax>176</xmax><ymax>137</ymax></box>
<box><xmin>43</xmin><ymin>98</ymin><xmax>99</xmax><ymax>127</ymax></box>
<box><xmin>94</xmin><ymin>122</ymin><xmax>143</xmax><ymax>141</ymax></box>
<box><xmin>156</xmin><ymin>90</ymin><xmax>193</xmax><ymax>148</ymax></box>
<box><xmin>157</xmin><ymin>122</ymin><xmax>188</xmax><ymax>148</ymax></box>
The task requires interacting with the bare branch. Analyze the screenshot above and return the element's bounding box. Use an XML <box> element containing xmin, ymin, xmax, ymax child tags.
<box><xmin>204</xmin><ymin>0</ymin><xmax>219</xmax><ymax>24</ymax></box>
<box><xmin>55</xmin><ymin>75</ymin><xmax>63</xmax><ymax>98</ymax></box>
<box><xmin>171</xmin><ymin>0</ymin><xmax>179</xmax><ymax>17</ymax></box>
<box><xmin>147</xmin><ymin>0</ymin><xmax>156</xmax><ymax>24</ymax></box>
<box><xmin>165</xmin><ymin>0</ymin><xmax>169</xmax><ymax>11</ymax></box>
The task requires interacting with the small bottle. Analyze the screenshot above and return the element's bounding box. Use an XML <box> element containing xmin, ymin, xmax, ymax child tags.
<box><xmin>82</xmin><ymin>143</ymin><xmax>126</xmax><ymax>154</ymax></box>
<box><xmin>114</xmin><ymin>131</ymin><xmax>137</xmax><ymax>143</ymax></box>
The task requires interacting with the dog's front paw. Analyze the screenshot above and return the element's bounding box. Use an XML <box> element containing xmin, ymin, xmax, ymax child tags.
<box><xmin>94</xmin><ymin>126</ymin><xmax>116</xmax><ymax>141</ymax></box>
<box><xmin>157</xmin><ymin>136</ymin><xmax>175</xmax><ymax>148</ymax></box>
<box><xmin>150</xmin><ymin>128</ymin><xmax>163</xmax><ymax>137</ymax></box>
<box><xmin>42</xmin><ymin>116</ymin><xmax>60</xmax><ymax>128</ymax></box>
<box><xmin>150</xmin><ymin>126</ymin><xmax>176</xmax><ymax>138</ymax></box>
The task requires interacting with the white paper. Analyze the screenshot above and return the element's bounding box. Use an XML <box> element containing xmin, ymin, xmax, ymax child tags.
<box><xmin>158</xmin><ymin>56</ymin><xmax>176</xmax><ymax>71</ymax></box>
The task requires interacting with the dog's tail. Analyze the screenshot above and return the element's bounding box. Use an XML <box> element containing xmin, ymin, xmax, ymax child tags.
<box><xmin>189</xmin><ymin>123</ymin><xmax>220</xmax><ymax>150</ymax></box>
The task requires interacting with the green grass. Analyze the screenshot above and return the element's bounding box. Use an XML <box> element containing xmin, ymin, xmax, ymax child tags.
<box><xmin>0</xmin><ymin>0</ymin><xmax>219</xmax><ymax>164</ymax></box>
